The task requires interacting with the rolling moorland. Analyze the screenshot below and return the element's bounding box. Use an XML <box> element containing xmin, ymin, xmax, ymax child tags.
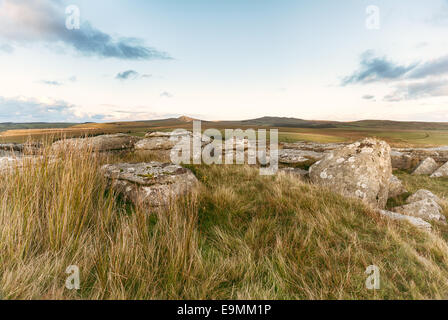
<box><xmin>1</xmin><ymin>116</ymin><xmax>448</xmax><ymax>146</ymax></box>
<box><xmin>1</xmin><ymin>117</ymin><xmax>448</xmax><ymax>299</ymax></box>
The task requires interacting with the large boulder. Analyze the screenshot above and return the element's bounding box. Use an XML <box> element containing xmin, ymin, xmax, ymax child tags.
<box><xmin>377</xmin><ymin>210</ymin><xmax>432</xmax><ymax>231</ymax></box>
<box><xmin>52</xmin><ymin>134</ymin><xmax>139</xmax><ymax>153</ymax></box>
<box><xmin>412</xmin><ymin>157</ymin><xmax>439</xmax><ymax>175</ymax></box>
<box><xmin>430</xmin><ymin>161</ymin><xmax>448</xmax><ymax>178</ymax></box>
<box><xmin>388</xmin><ymin>175</ymin><xmax>408</xmax><ymax>198</ymax></box>
<box><xmin>309</xmin><ymin>138</ymin><xmax>392</xmax><ymax>208</ymax></box>
<box><xmin>393</xmin><ymin>199</ymin><xmax>446</xmax><ymax>223</ymax></box>
<box><xmin>102</xmin><ymin>162</ymin><xmax>199</xmax><ymax>207</ymax></box>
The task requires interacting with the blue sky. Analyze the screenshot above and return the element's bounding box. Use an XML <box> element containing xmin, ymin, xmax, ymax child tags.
<box><xmin>0</xmin><ymin>0</ymin><xmax>448</xmax><ymax>122</ymax></box>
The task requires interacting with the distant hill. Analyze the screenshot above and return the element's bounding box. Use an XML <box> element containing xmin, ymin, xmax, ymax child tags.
<box><xmin>226</xmin><ymin>117</ymin><xmax>448</xmax><ymax>131</ymax></box>
<box><xmin>3</xmin><ymin>117</ymin><xmax>448</xmax><ymax>132</ymax></box>
<box><xmin>238</xmin><ymin>116</ymin><xmax>338</xmax><ymax>128</ymax></box>
<box><xmin>0</xmin><ymin>122</ymin><xmax>78</xmax><ymax>131</ymax></box>
<box><xmin>344</xmin><ymin>120</ymin><xmax>448</xmax><ymax>130</ymax></box>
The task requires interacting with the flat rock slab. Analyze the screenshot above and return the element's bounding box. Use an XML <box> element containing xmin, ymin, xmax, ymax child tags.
<box><xmin>394</xmin><ymin>199</ymin><xmax>446</xmax><ymax>223</ymax></box>
<box><xmin>279</xmin><ymin>149</ymin><xmax>324</xmax><ymax>164</ymax></box>
<box><xmin>281</xmin><ymin>142</ymin><xmax>346</xmax><ymax>152</ymax></box>
<box><xmin>309</xmin><ymin>138</ymin><xmax>392</xmax><ymax>209</ymax></box>
<box><xmin>137</xmin><ymin>131</ymin><xmax>211</xmax><ymax>152</ymax></box>
<box><xmin>412</xmin><ymin>157</ymin><xmax>439</xmax><ymax>175</ymax></box>
<box><xmin>102</xmin><ymin>162</ymin><xmax>199</xmax><ymax>207</ymax></box>
<box><xmin>378</xmin><ymin>210</ymin><xmax>432</xmax><ymax>231</ymax></box>
<box><xmin>52</xmin><ymin>134</ymin><xmax>139</xmax><ymax>153</ymax></box>
<box><xmin>431</xmin><ymin>161</ymin><xmax>448</xmax><ymax>178</ymax></box>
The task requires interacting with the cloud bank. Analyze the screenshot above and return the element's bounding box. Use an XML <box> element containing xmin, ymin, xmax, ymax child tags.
<box><xmin>344</xmin><ymin>50</ymin><xmax>448</xmax><ymax>102</ymax></box>
<box><xmin>0</xmin><ymin>0</ymin><xmax>172</xmax><ymax>60</ymax></box>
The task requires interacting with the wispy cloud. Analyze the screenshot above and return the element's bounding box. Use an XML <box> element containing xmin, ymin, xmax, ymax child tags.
<box><xmin>384</xmin><ymin>79</ymin><xmax>448</xmax><ymax>102</ymax></box>
<box><xmin>160</xmin><ymin>91</ymin><xmax>174</xmax><ymax>98</ymax></box>
<box><xmin>40</xmin><ymin>80</ymin><xmax>63</xmax><ymax>86</ymax></box>
<box><xmin>116</xmin><ymin>70</ymin><xmax>139</xmax><ymax>80</ymax></box>
<box><xmin>0</xmin><ymin>0</ymin><xmax>172</xmax><ymax>60</ymax></box>
<box><xmin>115</xmin><ymin>70</ymin><xmax>151</xmax><ymax>80</ymax></box>
<box><xmin>344</xmin><ymin>50</ymin><xmax>448</xmax><ymax>102</ymax></box>
<box><xmin>362</xmin><ymin>95</ymin><xmax>375</xmax><ymax>100</ymax></box>
<box><xmin>342</xmin><ymin>50</ymin><xmax>418</xmax><ymax>85</ymax></box>
<box><xmin>408</xmin><ymin>55</ymin><xmax>448</xmax><ymax>79</ymax></box>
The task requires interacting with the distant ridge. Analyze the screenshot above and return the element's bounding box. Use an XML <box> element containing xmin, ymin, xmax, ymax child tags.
<box><xmin>234</xmin><ymin>116</ymin><xmax>448</xmax><ymax>130</ymax></box>
<box><xmin>177</xmin><ymin>116</ymin><xmax>196</xmax><ymax>122</ymax></box>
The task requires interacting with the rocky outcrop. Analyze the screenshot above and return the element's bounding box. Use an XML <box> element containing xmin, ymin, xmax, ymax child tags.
<box><xmin>430</xmin><ymin>161</ymin><xmax>448</xmax><ymax>178</ymax></box>
<box><xmin>393</xmin><ymin>146</ymin><xmax>448</xmax><ymax>166</ymax></box>
<box><xmin>377</xmin><ymin>210</ymin><xmax>432</xmax><ymax>231</ymax></box>
<box><xmin>281</xmin><ymin>142</ymin><xmax>346</xmax><ymax>152</ymax></box>
<box><xmin>406</xmin><ymin>189</ymin><xmax>442</xmax><ymax>205</ymax></box>
<box><xmin>278</xmin><ymin>149</ymin><xmax>324</xmax><ymax>165</ymax></box>
<box><xmin>393</xmin><ymin>199</ymin><xmax>446</xmax><ymax>223</ymax></box>
<box><xmin>388</xmin><ymin>175</ymin><xmax>408</xmax><ymax>198</ymax></box>
<box><xmin>309</xmin><ymin>138</ymin><xmax>392</xmax><ymax>208</ymax></box>
<box><xmin>412</xmin><ymin>157</ymin><xmax>439</xmax><ymax>175</ymax></box>
<box><xmin>279</xmin><ymin>142</ymin><xmax>344</xmax><ymax>165</ymax></box>
<box><xmin>390</xmin><ymin>151</ymin><xmax>416</xmax><ymax>170</ymax></box>
<box><xmin>145</xmin><ymin>131</ymin><xmax>191</xmax><ymax>138</ymax></box>
<box><xmin>52</xmin><ymin>134</ymin><xmax>139</xmax><ymax>153</ymax></box>
<box><xmin>137</xmin><ymin>131</ymin><xmax>211</xmax><ymax>151</ymax></box>
<box><xmin>102</xmin><ymin>162</ymin><xmax>199</xmax><ymax>207</ymax></box>
<box><xmin>279</xmin><ymin>142</ymin><xmax>448</xmax><ymax>171</ymax></box>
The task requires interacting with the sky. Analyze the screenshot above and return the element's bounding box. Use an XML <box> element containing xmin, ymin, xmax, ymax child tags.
<box><xmin>0</xmin><ymin>0</ymin><xmax>448</xmax><ymax>122</ymax></box>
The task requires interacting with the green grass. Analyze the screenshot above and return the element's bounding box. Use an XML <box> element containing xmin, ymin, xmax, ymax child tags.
<box><xmin>2</xmin><ymin>146</ymin><xmax>448</xmax><ymax>299</ymax></box>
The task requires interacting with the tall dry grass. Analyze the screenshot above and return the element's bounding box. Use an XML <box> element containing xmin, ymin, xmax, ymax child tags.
<box><xmin>1</xmin><ymin>145</ymin><xmax>448</xmax><ymax>299</ymax></box>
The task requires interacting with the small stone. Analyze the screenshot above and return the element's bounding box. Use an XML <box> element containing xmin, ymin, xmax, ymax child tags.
<box><xmin>393</xmin><ymin>199</ymin><xmax>446</xmax><ymax>223</ymax></box>
<box><xmin>377</xmin><ymin>210</ymin><xmax>432</xmax><ymax>231</ymax></box>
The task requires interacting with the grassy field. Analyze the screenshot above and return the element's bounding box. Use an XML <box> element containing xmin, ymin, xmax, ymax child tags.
<box><xmin>1</xmin><ymin>145</ymin><xmax>448</xmax><ymax>299</ymax></box>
